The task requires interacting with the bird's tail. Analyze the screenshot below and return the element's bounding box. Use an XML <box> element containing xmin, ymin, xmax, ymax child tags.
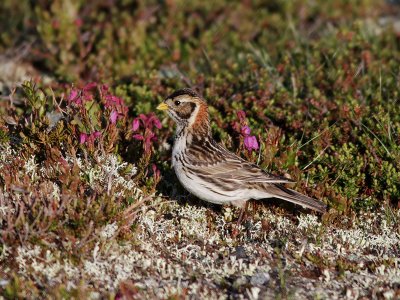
<box><xmin>269</xmin><ymin>184</ymin><xmax>327</xmax><ymax>213</ymax></box>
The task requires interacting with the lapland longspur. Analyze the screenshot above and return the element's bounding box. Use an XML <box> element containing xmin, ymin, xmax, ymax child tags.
<box><xmin>157</xmin><ymin>88</ymin><xmax>326</xmax><ymax>213</ymax></box>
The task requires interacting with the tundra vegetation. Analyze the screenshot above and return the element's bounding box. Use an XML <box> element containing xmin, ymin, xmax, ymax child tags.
<box><xmin>0</xmin><ymin>0</ymin><xmax>399</xmax><ymax>299</ymax></box>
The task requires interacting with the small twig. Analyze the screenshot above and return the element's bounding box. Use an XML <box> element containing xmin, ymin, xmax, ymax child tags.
<box><xmin>298</xmin><ymin>121</ymin><xmax>337</xmax><ymax>150</ymax></box>
<box><xmin>302</xmin><ymin>145</ymin><xmax>329</xmax><ymax>170</ymax></box>
<box><xmin>360</xmin><ymin>122</ymin><xmax>391</xmax><ymax>157</ymax></box>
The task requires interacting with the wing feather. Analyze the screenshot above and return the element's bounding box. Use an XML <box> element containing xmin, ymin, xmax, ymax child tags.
<box><xmin>183</xmin><ymin>136</ymin><xmax>326</xmax><ymax>213</ymax></box>
<box><xmin>187</xmin><ymin>139</ymin><xmax>294</xmax><ymax>184</ymax></box>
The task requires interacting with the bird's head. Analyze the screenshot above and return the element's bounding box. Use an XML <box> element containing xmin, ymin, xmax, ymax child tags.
<box><xmin>157</xmin><ymin>88</ymin><xmax>210</xmax><ymax>135</ymax></box>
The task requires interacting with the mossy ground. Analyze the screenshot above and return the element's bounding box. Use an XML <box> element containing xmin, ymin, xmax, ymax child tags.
<box><xmin>0</xmin><ymin>1</ymin><xmax>399</xmax><ymax>299</ymax></box>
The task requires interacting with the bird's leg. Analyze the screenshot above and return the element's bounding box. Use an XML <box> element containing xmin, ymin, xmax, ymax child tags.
<box><xmin>237</xmin><ymin>202</ymin><xmax>249</xmax><ymax>225</ymax></box>
<box><xmin>232</xmin><ymin>200</ymin><xmax>249</xmax><ymax>237</ymax></box>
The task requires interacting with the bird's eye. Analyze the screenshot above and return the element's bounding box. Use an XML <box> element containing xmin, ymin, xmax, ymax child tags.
<box><xmin>174</xmin><ymin>100</ymin><xmax>181</xmax><ymax>106</ymax></box>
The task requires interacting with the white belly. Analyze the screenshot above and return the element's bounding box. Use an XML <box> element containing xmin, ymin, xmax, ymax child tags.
<box><xmin>174</xmin><ymin>164</ymin><xmax>236</xmax><ymax>204</ymax></box>
<box><xmin>172</xmin><ymin>153</ymin><xmax>252</xmax><ymax>205</ymax></box>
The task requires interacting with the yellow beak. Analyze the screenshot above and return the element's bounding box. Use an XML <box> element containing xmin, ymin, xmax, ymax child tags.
<box><xmin>156</xmin><ymin>103</ymin><xmax>169</xmax><ymax>111</ymax></box>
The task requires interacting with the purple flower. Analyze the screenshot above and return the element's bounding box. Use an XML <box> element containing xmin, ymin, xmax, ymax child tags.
<box><xmin>237</xmin><ymin>110</ymin><xmax>246</xmax><ymax>122</ymax></box>
<box><xmin>132</xmin><ymin>118</ymin><xmax>140</xmax><ymax>131</ymax></box>
<box><xmin>110</xmin><ymin>110</ymin><xmax>118</xmax><ymax>124</ymax></box>
<box><xmin>105</xmin><ymin>95</ymin><xmax>123</xmax><ymax>108</ymax></box>
<box><xmin>131</xmin><ymin>113</ymin><xmax>161</xmax><ymax>154</ymax></box>
<box><xmin>79</xmin><ymin>133</ymin><xmax>87</xmax><ymax>144</ymax></box>
<box><xmin>83</xmin><ymin>82</ymin><xmax>97</xmax><ymax>91</ymax></box>
<box><xmin>132</xmin><ymin>134</ymin><xmax>144</xmax><ymax>141</ymax></box>
<box><xmin>133</xmin><ymin>132</ymin><xmax>157</xmax><ymax>153</ymax></box>
<box><xmin>68</xmin><ymin>88</ymin><xmax>84</xmax><ymax>105</ymax></box>
<box><xmin>153</xmin><ymin>118</ymin><xmax>162</xmax><ymax>129</ymax></box>
<box><xmin>135</xmin><ymin>113</ymin><xmax>161</xmax><ymax>130</ymax></box>
<box><xmin>143</xmin><ymin>132</ymin><xmax>157</xmax><ymax>153</ymax></box>
<box><xmin>81</xmin><ymin>82</ymin><xmax>97</xmax><ymax>101</ymax></box>
<box><xmin>241</xmin><ymin>126</ymin><xmax>251</xmax><ymax>136</ymax></box>
<box><xmin>82</xmin><ymin>131</ymin><xmax>102</xmax><ymax>144</ymax></box>
<box><xmin>67</xmin><ymin>83</ymin><xmax>99</xmax><ymax>106</ymax></box>
<box><xmin>92</xmin><ymin>131</ymin><xmax>102</xmax><ymax>138</ymax></box>
<box><xmin>244</xmin><ymin>135</ymin><xmax>259</xmax><ymax>151</ymax></box>
<box><xmin>102</xmin><ymin>88</ymin><xmax>128</xmax><ymax>117</ymax></box>
<box><xmin>79</xmin><ymin>132</ymin><xmax>100</xmax><ymax>145</ymax></box>
<box><xmin>75</xmin><ymin>18</ymin><xmax>83</xmax><ymax>27</ymax></box>
<box><xmin>140</xmin><ymin>114</ymin><xmax>151</xmax><ymax>128</ymax></box>
<box><xmin>68</xmin><ymin>89</ymin><xmax>79</xmax><ymax>102</ymax></box>
<box><xmin>101</xmin><ymin>84</ymin><xmax>109</xmax><ymax>92</ymax></box>
<box><xmin>152</xmin><ymin>164</ymin><xmax>160</xmax><ymax>180</ymax></box>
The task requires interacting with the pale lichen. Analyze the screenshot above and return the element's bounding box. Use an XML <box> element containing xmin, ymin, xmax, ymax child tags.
<box><xmin>5</xmin><ymin>191</ymin><xmax>400</xmax><ymax>298</ymax></box>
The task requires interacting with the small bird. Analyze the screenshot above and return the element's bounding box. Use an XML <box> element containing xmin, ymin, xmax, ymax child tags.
<box><xmin>157</xmin><ymin>88</ymin><xmax>326</xmax><ymax>213</ymax></box>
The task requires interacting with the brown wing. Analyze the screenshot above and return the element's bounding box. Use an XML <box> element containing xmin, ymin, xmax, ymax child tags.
<box><xmin>186</xmin><ymin>138</ymin><xmax>294</xmax><ymax>184</ymax></box>
<box><xmin>184</xmin><ymin>137</ymin><xmax>326</xmax><ymax>213</ymax></box>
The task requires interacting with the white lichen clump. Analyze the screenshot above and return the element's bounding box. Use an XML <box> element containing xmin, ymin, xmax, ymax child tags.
<box><xmin>2</xmin><ymin>142</ymin><xmax>399</xmax><ymax>299</ymax></box>
<box><xmin>10</xmin><ymin>206</ymin><xmax>400</xmax><ymax>299</ymax></box>
<box><xmin>100</xmin><ymin>222</ymin><xmax>119</xmax><ymax>240</ymax></box>
<box><xmin>78</xmin><ymin>153</ymin><xmax>141</xmax><ymax>198</ymax></box>
<box><xmin>24</xmin><ymin>156</ymin><xmax>39</xmax><ymax>181</ymax></box>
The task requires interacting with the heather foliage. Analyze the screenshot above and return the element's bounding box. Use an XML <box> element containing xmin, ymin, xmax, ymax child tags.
<box><xmin>0</xmin><ymin>0</ymin><xmax>400</xmax><ymax>298</ymax></box>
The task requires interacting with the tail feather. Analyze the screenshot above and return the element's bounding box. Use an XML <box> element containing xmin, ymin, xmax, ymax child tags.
<box><xmin>270</xmin><ymin>184</ymin><xmax>327</xmax><ymax>213</ymax></box>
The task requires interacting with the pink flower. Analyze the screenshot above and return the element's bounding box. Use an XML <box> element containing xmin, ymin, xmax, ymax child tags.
<box><xmin>132</xmin><ymin>119</ymin><xmax>140</xmax><ymax>131</ymax></box>
<box><xmin>133</xmin><ymin>131</ymin><xmax>157</xmax><ymax>153</ymax></box>
<box><xmin>110</xmin><ymin>110</ymin><xmax>118</xmax><ymax>124</ymax></box>
<box><xmin>104</xmin><ymin>94</ymin><xmax>128</xmax><ymax>117</ymax></box>
<box><xmin>133</xmin><ymin>134</ymin><xmax>144</xmax><ymax>141</ymax></box>
<box><xmin>237</xmin><ymin>110</ymin><xmax>246</xmax><ymax>122</ymax></box>
<box><xmin>153</xmin><ymin>118</ymin><xmax>162</xmax><ymax>129</ymax></box>
<box><xmin>83</xmin><ymin>82</ymin><xmax>97</xmax><ymax>91</ymax></box>
<box><xmin>79</xmin><ymin>133</ymin><xmax>87</xmax><ymax>144</ymax></box>
<box><xmin>68</xmin><ymin>89</ymin><xmax>83</xmax><ymax>105</ymax></box>
<box><xmin>138</xmin><ymin>114</ymin><xmax>146</xmax><ymax>119</ymax></box>
<box><xmin>80</xmin><ymin>82</ymin><xmax>97</xmax><ymax>101</ymax></box>
<box><xmin>152</xmin><ymin>164</ymin><xmax>161</xmax><ymax>180</ymax></box>
<box><xmin>143</xmin><ymin>132</ymin><xmax>157</xmax><ymax>153</ymax></box>
<box><xmin>67</xmin><ymin>84</ymin><xmax>98</xmax><ymax>106</ymax></box>
<box><xmin>105</xmin><ymin>95</ymin><xmax>123</xmax><ymax>109</ymax></box>
<box><xmin>92</xmin><ymin>131</ymin><xmax>101</xmax><ymax>138</ymax></box>
<box><xmin>101</xmin><ymin>84</ymin><xmax>109</xmax><ymax>92</ymax></box>
<box><xmin>131</xmin><ymin>113</ymin><xmax>161</xmax><ymax>154</ymax></box>
<box><xmin>79</xmin><ymin>132</ymin><xmax>100</xmax><ymax>145</ymax></box>
<box><xmin>83</xmin><ymin>131</ymin><xmax>102</xmax><ymax>144</ymax></box>
<box><xmin>241</xmin><ymin>126</ymin><xmax>251</xmax><ymax>136</ymax></box>
<box><xmin>137</xmin><ymin>113</ymin><xmax>161</xmax><ymax>130</ymax></box>
<box><xmin>75</xmin><ymin>18</ymin><xmax>83</xmax><ymax>27</ymax></box>
<box><xmin>68</xmin><ymin>89</ymin><xmax>79</xmax><ymax>102</ymax></box>
<box><xmin>244</xmin><ymin>135</ymin><xmax>259</xmax><ymax>151</ymax></box>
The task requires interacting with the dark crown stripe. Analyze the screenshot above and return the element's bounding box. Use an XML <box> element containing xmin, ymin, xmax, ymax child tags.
<box><xmin>166</xmin><ymin>88</ymin><xmax>200</xmax><ymax>100</ymax></box>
